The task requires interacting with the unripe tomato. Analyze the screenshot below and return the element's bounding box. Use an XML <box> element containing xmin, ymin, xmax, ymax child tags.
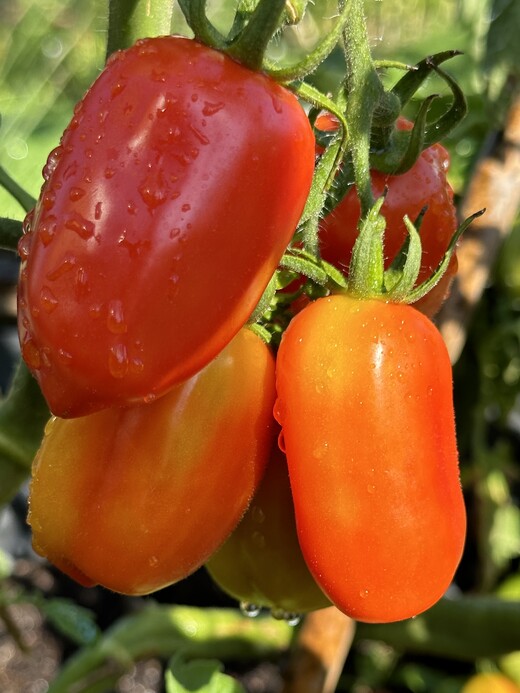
<box><xmin>28</xmin><ymin>328</ymin><xmax>276</xmax><ymax>595</ymax></box>
<box><xmin>18</xmin><ymin>35</ymin><xmax>314</xmax><ymax>417</ymax></box>
<box><xmin>462</xmin><ymin>673</ymin><xmax>520</xmax><ymax>693</ymax></box>
<box><xmin>316</xmin><ymin>115</ymin><xmax>458</xmax><ymax>317</ymax></box>
<box><xmin>275</xmin><ymin>295</ymin><xmax>466</xmax><ymax>623</ymax></box>
<box><xmin>206</xmin><ymin>443</ymin><xmax>330</xmax><ymax>615</ymax></box>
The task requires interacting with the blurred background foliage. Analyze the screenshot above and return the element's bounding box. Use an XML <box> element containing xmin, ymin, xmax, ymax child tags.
<box><xmin>1</xmin><ymin>0</ymin><xmax>520</xmax><ymax>691</ymax></box>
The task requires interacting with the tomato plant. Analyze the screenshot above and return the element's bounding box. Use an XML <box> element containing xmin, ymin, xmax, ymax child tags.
<box><xmin>17</xmin><ymin>35</ymin><xmax>315</xmax><ymax>418</ymax></box>
<box><xmin>28</xmin><ymin>328</ymin><xmax>276</xmax><ymax>595</ymax></box>
<box><xmin>275</xmin><ymin>294</ymin><xmax>466</xmax><ymax>623</ymax></box>
<box><xmin>206</xmin><ymin>443</ymin><xmax>331</xmax><ymax>616</ymax></box>
<box><xmin>316</xmin><ymin>115</ymin><xmax>458</xmax><ymax>317</ymax></box>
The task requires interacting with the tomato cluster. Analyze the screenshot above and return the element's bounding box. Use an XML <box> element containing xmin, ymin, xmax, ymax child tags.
<box><xmin>21</xmin><ymin>32</ymin><xmax>466</xmax><ymax>624</ymax></box>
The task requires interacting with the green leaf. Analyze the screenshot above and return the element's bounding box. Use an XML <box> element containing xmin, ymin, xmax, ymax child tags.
<box><xmin>165</xmin><ymin>653</ymin><xmax>245</xmax><ymax>693</ymax></box>
<box><xmin>41</xmin><ymin>598</ymin><xmax>100</xmax><ymax>646</ymax></box>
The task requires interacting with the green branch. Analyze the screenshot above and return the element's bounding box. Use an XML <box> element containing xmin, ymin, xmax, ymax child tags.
<box><xmin>106</xmin><ymin>0</ymin><xmax>175</xmax><ymax>58</ymax></box>
<box><xmin>48</xmin><ymin>605</ymin><xmax>293</xmax><ymax>693</ymax></box>
<box><xmin>356</xmin><ymin>596</ymin><xmax>520</xmax><ymax>660</ymax></box>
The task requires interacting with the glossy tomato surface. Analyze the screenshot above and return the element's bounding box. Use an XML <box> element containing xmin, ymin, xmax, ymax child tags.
<box><xmin>28</xmin><ymin>328</ymin><xmax>276</xmax><ymax>595</ymax></box>
<box><xmin>206</xmin><ymin>443</ymin><xmax>330</xmax><ymax>615</ymax></box>
<box><xmin>18</xmin><ymin>36</ymin><xmax>314</xmax><ymax>417</ymax></box>
<box><xmin>317</xmin><ymin>115</ymin><xmax>458</xmax><ymax>317</ymax></box>
<box><xmin>275</xmin><ymin>295</ymin><xmax>466</xmax><ymax>623</ymax></box>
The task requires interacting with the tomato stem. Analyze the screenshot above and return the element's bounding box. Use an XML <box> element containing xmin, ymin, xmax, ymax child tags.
<box><xmin>106</xmin><ymin>0</ymin><xmax>175</xmax><ymax>57</ymax></box>
<box><xmin>340</xmin><ymin>0</ymin><xmax>385</xmax><ymax>218</ymax></box>
<box><xmin>0</xmin><ymin>218</ymin><xmax>22</xmax><ymax>252</ymax></box>
<box><xmin>0</xmin><ymin>165</ymin><xmax>36</xmax><ymax>213</ymax></box>
<box><xmin>226</xmin><ymin>0</ymin><xmax>286</xmax><ymax>71</ymax></box>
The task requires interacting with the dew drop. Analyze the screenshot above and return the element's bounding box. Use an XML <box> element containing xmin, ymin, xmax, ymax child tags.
<box><xmin>240</xmin><ymin>602</ymin><xmax>261</xmax><ymax>618</ymax></box>
<box><xmin>22</xmin><ymin>210</ymin><xmax>35</xmax><ymax>235</ymax></box>
<box><xmin>108</xmin><ymin>343</ymin><xmax>128</xmax><ymax>378</ymax></box>
<box><xmin>39</xmin><ymin>216</ymin><xmax>57</xmax><ymax>246</ymax></box>
<box><xmin>22</xmin><ymin>339</ymin><xmax>41</xmax><ymax>370</ymax></box>
<box><xmin>143</xmin><ymin>393</ymin><xmax>157</xmax><ymax>404</ymax></box>
<box><xmin>104</xmin><ymin>167</ymin><xmax>116</xmax><ymax>179</ymax></box>
<box><xmin>42</xmin><ymin>189</ymin><xmax>56</xmax><ymax>210</ymax></box>
<box><xmin>313</xmin><ymin>441</ymin><xmax>329</xmax><ymax>460</ymax></box>
<box><xmin>189</xmin><ymin>123</ymin><xmax>209</xmax><ymax>145</ymax></box>
<box><xmin>46</xmin><ymin>254</ymin><xmax>76</xmax><ymax>281</ymax></box>
<box><xmin>40</xmin><ymin>286</ymin><xmax>59</xmax><ymax>314</ymax></box>
<box><xmin>17</xmin><ymin>234</ymin><xmax>32</xmax><ymax>260</ymax></box>
<box><xmin>202</xmin><ymin>101</ymin><xmax>224</xmax><ymax>116</ymax></box>
<box><xmin>57</xmin><ymin>349</ymin><xmax>73</xmax><ymax>364</ymax></box>
<box><xmin>359</xmin><ymin>589</ymin><xmax>369</xmax><ymax>599</ymax></box>
<box><xmin>367</xmin><ymin>484</ymin><xmax>376</xmax><ymax>494</ymax></box>
<box><xmin>65</xmin><ymin>213</ymin><xmax>95</xmax><ymax>240</ymax></box>
<box><xmin>130</xmin><ymin>358</ymin><xmax>145</xmax><ymax>374</ymax></box>
<box><xmin>44</xmin><ymin>416</ymin><xmax>57</xmax><ymax>436</ymax></box>
<box><xmin>148</xmin><ymin>556</ymin><xmax>159</xmax><ymax>568</ymax></box>
<box><xmin>42</xmin><ymin>146</ymin><xmax>62</xmax><ymax>181</ymax></box>
<box><xmin>74</xmin><ymin>267</ymin><xmax>90</xmax><ymax>301</ymax></box>
<box><xmin>111</xmin><ymin>81</ymin><xmax>126</xmax><ymax>97</ymax></box>
<box><xmin>94</xmin><ymin>201</ymin><xmax>103</xmax><ymax>220</ymax></box>
<box><xmin>107</xmin><ymin>300</ymin><xmax>127</xmax><ymax>334</ymax></box>
<box><xmin>181</xmin><ymin>203</ymin><xmax>191</xmax><ymax>213</ymax></box>
<box><xmin>69</xmin><ymin>186</ymin><xmax>86</xmax><ymax>202</ymax></box>
<box><xmin>284</xmin><ymin>613</ymin><xmax>302</xmax><ymax>627</ymax></box>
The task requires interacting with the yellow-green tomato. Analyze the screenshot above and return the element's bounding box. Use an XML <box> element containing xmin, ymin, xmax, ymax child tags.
<box><xmin>206</xmin><ymin>444</ymin><xmax>331</xmax><ymax>615</ymax></box>
<box><xmin>28</xmin><ymin>328</ymin><xmax>276</xmax><ymax>595</ymax></box>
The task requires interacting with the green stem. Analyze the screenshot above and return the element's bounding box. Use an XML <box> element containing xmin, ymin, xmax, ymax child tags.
<box><xmin>227</xmin><ymin>0</ymin><xmax>286</xmax><ymax>71</ymax></box>
<box><xmin>48</xmin><ymin>605</ymin><xmax>293</xmax><ymax>693</ymax></box>
<box><xmin>106</xmin><ymin>0</ymin><xmax>175</xmax><ymax>58</ymax></box>
<box><xmin>355</xmin><ymin>596</ymin><xmax>520</xmax><ymax>660</ymax></box>
<box><xmin>0</xmin><ymin>217</ymin><xmax>23</xmax><ymax>252</ymax></box>
<box><xmin>0</xmin><ymin>167</ymin><xmax>35</xmax><ymax>213</ymax></box>
<box><xmin>341</xmin><ymin>0</ymin><xmax>384</xmax><ymax>218</ymax></box>
<box><xmin>0</xmin><ymin>361</ymin><xmax>50</xmax><ymax>507</ymax></box>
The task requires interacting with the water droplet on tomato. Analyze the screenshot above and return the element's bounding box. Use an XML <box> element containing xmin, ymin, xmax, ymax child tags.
<box><xmin>274</xmin><ymin>612</ymin><xmax>302</xmax><ymax>626</ymax></box>
<box><xmin>22</xmin><ymin>338</ymin><xmax>41</xmax><ymax>370</ymax></box>
<box><xmin>94</xmin><ymin>201</ymin><xmax>103</xmax><ymax>220</ymax></box>
<box><xmin>38</xmin><ymin>216</ymin><xmax>57</xmax><ymax>246</ymax></box>
<box><xmin>46</xmin><ymin>254</ymin><xmax>77</xmax><ymax>281</ymax></box>
<box><xmin>111</xmin><ymin>81</ymin><xmax>126</xmax><ymax>97</ymax></box>
<box><xmin>151</xmin><ymin>69</ymin><xmax>167</xmax><ymax>82</ymax></box>
<box><xmin>104</xmin><ymin>167</ymin><xmax>116</xmax><ymax>179</ymax></box>
<box><xmin>240</xmin><ymin>602</ymin><xmax>261</xmax><ymax>618</ymax></box>
<box><xmin>42</xmin><ymin>146</ymin><xmax>63</xmax><ymax>180</ymax></box>
<box><xmin>18</xmin><ymin>234</ymin><xmax>32</xmax><ymax>260</ymax></box>
<box><xmin>367</xmin><ymin>484</ymin><xmax>376</xmax><ymax>494</ymax></box>
<box><xmin>65</xmin><ymin>213</ymin><xmax>95</xmax><ymax>240</ymax></box>
<box><xmin>148</xmin><ymin>556</ymin><xmax>159</xmax><ymax>568</ymax></box>
<box><xmin>57</xmin><ymin>349</ymin><xmax>73</xmax><ymax>364</ymax></box>
<box><xmin>181</xmin><ymin>203</ymin><xmax>191</xmax><ymax>212</ymax></box>
<box><xmin>40</xmin><ymin>286</ymin><xmax>59</xmax><ymax>314</ymax></box>
<box><xmin>44</xmin><ymin>416</ymin><xmax>57</xmax><ymax>436</ymax></box>
<box><xmin>107</xmin><ymin>300</ymin><xmax>127</xmax><ymax>334</ymax></box>
<box><xmin>143</xmin><ymin>393</ymin><xmax>157</xmax><ymax>404</ymax></box>
<box><xmin>108</xmin><ymin>343</ymin><xmax>128</xmax><ymax>378</ymax></box>
<box><xmin>74</xmin><ymin>267</ymin><xmax>90</xmax><ymax>301</ymax></box>
<box><xmin>130</xmin><ymin>358</ymin><xmax>145</xmax><ymax>374</ymax></box>
<box><xmin>42</xmin><ymin>189</ymin><xmax>56</xmax><ymax>210</ymax></box>
<box><xmin>69</xmin><ymin>187</ymin><xmax>86</xmax><ymax>202</ymax></box>
<box><xmin>202</xmin><ymin>101</ymin><xmax>224</xmax><ymax>117</ymax></box>
<box><xmin>359</xmin><ymin>589</ymin><xmax>369</xmax><ymax>599</ymax></box>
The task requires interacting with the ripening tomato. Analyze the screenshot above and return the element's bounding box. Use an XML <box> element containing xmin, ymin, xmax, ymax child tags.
<box><xmin>206</xmin><ymin>443</ymin><xmax>330</xmax><ymax>615</ymax></box>
<box><xmin>462</xmin><ymin>674</ymin><xmax>520</xmax><ymax>693</ymax></box>
<box><xmin>28</xmin><ymin>328</ymin><xmax>276</xmax><ymax>595</ymax></box>
<box><xmin>275</xmin><ymin>294</ymin><xmax>466</xmax><ymax>623</ymax></box>
<box><xmin>316</xmin><ymin>115</ymin><xmax>458</xmax><ymax>317</ymax></box>
<box><xmin>18</xmin><ymin>36</ymin><xmax>314</xmax><ymax>418</ymax></box>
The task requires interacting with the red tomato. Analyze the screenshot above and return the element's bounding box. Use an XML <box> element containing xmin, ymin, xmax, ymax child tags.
<box><xmin>18</xmin><ymin>36</ymin><xmax>314</xmax><ymax>417</ymax></box>
<box><xmin>316</xmin><ymin>115</ymin><xmax>458</xmax><ymax>317</ymax></box>
<box><xmin>28</xmin><ymin>328</ymin><xmax>276</xmax><ymax>595</ymax></box>
<box><xmin>275</xmin><ymin>295</ymin><xmax>466</xmax><ymax>623</ymax></box>
<box><xmin>206</xmin><ymin>443</ymin><xmax>331</xmax><ymax>615</ymax></box>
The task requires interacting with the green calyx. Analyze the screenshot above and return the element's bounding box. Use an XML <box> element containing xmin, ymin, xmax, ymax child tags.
<box><xmin>347</xmin><ymin>196</ymin><xmax>485</xmax><ymax>304</ymax></box>
<box><xmin>177</xmin><ymin>0</ymin><xmax>350</xmax><ymax>82</ymax></box>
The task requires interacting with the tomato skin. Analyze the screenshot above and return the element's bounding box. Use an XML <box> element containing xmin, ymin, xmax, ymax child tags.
<box><xmin>462</xmin><ymin>674</ymin><xmax>520</xmax><ymax>693</ymax></box>
<box><xmin>206</xmin><ymin>443</ymin><xmax>331</xmax><ymax>614</ymax></box>
<box><xmin>275</xmin><ymin>295</ymin><xmax>466</xmax><ymax>623</ymax></box>
<box><xmin>317</xmin><ymin>115</ymin><xmax>458</xmax><ymax>317</ymax></box>
<box><xmin>18</xmin><ymin>36</ymin><xmax>315</xmax><ymax>418</ymax></box>
<box><xmin>28</xmin><ymin>328</ymin><xmax>276</xmax><ymax>595</ymax></box>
